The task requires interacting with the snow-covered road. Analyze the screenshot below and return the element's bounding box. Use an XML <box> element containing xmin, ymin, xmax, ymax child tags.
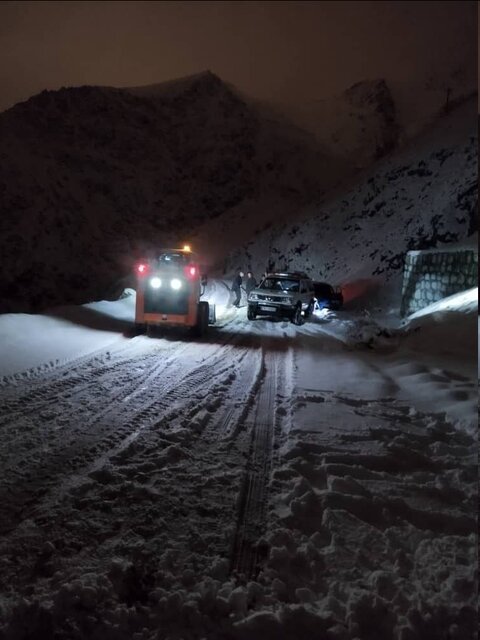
<box><xmin>0</xmin><ymin>288</ymin><xmax>477</xmax><ymax>640</ymax></box>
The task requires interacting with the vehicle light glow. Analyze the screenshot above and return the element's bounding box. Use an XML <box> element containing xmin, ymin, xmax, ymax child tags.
<box><xmin>137</xmin><ymin>263</ymin><xmax>148</xmax><ymax>274</ymax></box>
<box><xmin>184</xmin><ymin>264</ymin><xmax>198</xmax><ymax>279</ymax></box>
<box><xmin>150</xmin><ymin>277</ymin><xmax>162</xmax><ymax>289</ymax></box>
<box><xmin>183</xmin><ymin>244</ymin><xmax>191</xmax><ymax>252</ymax></box>
<box><xmin>170</xmin><ymin>278</ymin><xmax>182</xmax><ymax>290</ymax></box>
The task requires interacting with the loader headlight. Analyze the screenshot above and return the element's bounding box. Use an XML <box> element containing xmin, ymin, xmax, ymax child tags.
<box><xmin>170</xmin><ymin>278</ymin><xmax>182</xmax><ymax>290</ymax></box>
<box><xmin>150</xmin><ymin>277</ymin><xmax>162</xmax><ymax>289</ymax></box>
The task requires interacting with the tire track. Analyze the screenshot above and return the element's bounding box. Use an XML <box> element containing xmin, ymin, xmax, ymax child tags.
<box><xmin>0</xmin><ymin>339</ymin><xmax>153</xmax><ymax>423</ymax></box>
<box><xmin>230</xmin><ymin>347</ymin><xmax>280</xmax><ymax>578</ymax></box>
<box><xmin>0</xmin><ymin>331</ymin><xmax>246</xmax><ymax>534</ymax></box>
<box><xmin>0</xmin><ymin>337</ymin><xmax>134</xmax><ymax>389</ymax></box>
<box><xmin>0</xmin><ymin>324</ymin><xmax>284</xmax><ymax>614</ymax></box>
<box><xmin>207</xmin><ymin>348</ymin><xmax>264</xmax><ymax>440</ymax></box>
<box><xmin>0</xmin><ymin>340</ymin><xmax>192</xmax><ymax>473</ymax></box>
<box><xmin>24</xmin><ymin>352</ymin><xmax>243</xmax><ymax>526</ymax></box>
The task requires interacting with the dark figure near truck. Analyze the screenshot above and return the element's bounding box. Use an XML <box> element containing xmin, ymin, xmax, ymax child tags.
<box><xmin>232</xmin><ymin>270</ymin><xmax>244</xmax><ymax>307</ymax></box>
<box><xmin>245</xmin><ymin>272</ymin><xmax>257</xmax><ymax>295</ymax></box>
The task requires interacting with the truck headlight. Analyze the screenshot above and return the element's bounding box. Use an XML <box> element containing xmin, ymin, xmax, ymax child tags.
<box><xmin>170</xmin><ymin>278</ymin><xmax>182</xmax><ymax>290</ymax></box>
<box><xmin>249</xmin><ymin>293</ymin><xmax>259</xmax><ymax>301</ymax></box>
<box><xmin>150</xmin><ymin>277</ymin><xmax>162</xmax><ymax>289</ymax></box>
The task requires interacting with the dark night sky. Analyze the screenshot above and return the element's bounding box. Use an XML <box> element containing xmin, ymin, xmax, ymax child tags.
<box><xmin>0</xmin><ymin>0</ymin><xmax>477</xmax><ymax>115</ymax></box>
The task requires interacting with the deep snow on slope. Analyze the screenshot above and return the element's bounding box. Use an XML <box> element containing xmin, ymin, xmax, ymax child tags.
<box><xmin>227</xmin><ymin>97</ymin><xmax>477</xmax><ymax>306</ymax></box>
<box><xmin>0</xmin><ymin>282</ymin><xmax>477</xmax><ymax>639</ymax></box>
<box><xmin>283</xmin><ymin>49</ymin><xmax>477</xmax><ymax>155</ymax></box>
<box><xmin>283</xmin><ymin>78</ymin><xmax>402</xmax><ymax>168</ymax></box>
<box><xmin>0</xmin><ymin>72</ymin><xmax>351</xmax><ymax>314</ymax></box>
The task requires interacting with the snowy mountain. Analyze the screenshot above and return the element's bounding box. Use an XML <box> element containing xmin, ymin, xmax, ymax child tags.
<box><xmin>226</xmin><ymin>96</ymin><xmax>477</xmax><ymax>307</ymax></box>
<box><xmin>282</xmin><ymin>53</ymin><xmax>477</xmax><ymax>161</ymax></box>
<box><xmin>284</xmin><ymin>79</ymin><xmax>402</xmax><ymax>168</ymax></box>
<box><xmin>0</xmin><ymin>71</ymin><xmax>350</xmax><ymax>313</ymax></box>
<box><xmin>0</xmin><ymin>72</ymin><xmax>476</xmax><ymax>314</ymax></box>
<box><xmin>0</xmin><ymin>77</ymin><xmax>477</xmax><ymax>640</ymax></box>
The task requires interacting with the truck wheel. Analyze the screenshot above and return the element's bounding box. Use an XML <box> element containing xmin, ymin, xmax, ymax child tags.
<box><xmin>133</xmin><ymin>323</ymin><xmax>146</xmax><ymax>335</ymax></box>
<box><xmin>208</xmin><ymin>304</ymin><xmax>216</xmax><ymax>325</ymax></box>
<box><xmin>194</xmin><ymin>301</ymin><xmax>209</xmax><ymax>337</ymax></box>
<box><xmin>247</xmin><ymin>305</ymin><xmax>256</xmax><ymax>320</ymax></box>
<box><xmin>146</xmin><ymin>324</ymin><xmax>161</xmax><ymax>338</ymax></box>
<box><xmin>292</xmin><ymin>305</ymin><xmax>304</xmax><ymax>326</ymax></box>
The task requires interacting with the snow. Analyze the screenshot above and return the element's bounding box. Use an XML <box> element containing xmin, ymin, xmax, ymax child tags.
<box><xmin>0</xmin><ymin>68</ymin><xmax>476</xmax><ymax>640</ymax></box>
<box><xmin>405</xmin><ymin>286</ymin><xmax>477</xmax><ymax>318</ymax></box>
<box><xmin>227</xmin><ymin>96</ymin><xmax>477</xmax><ymax>296</ymax></box>
<box><xmin>0</xmin><ymin>280</ymin><xmax>476</xmax><ymax>639</ymax></box>
<box><xmin>0</xmin><ymin>292</ymin><xmax>141</xmax><ymax>381</ymax></box>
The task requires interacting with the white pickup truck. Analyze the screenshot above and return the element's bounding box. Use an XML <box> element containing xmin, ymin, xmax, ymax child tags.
<box><xmin>246</xmin><ymin>272</ymin><xmax>315</xmax><ymax>325</ymax></box>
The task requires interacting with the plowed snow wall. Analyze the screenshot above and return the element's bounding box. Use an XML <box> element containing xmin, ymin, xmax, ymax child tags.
<box><xmin>401</xmin><ymin>249</ymin><xmax>478</xmax><ymax>316</ymax></box>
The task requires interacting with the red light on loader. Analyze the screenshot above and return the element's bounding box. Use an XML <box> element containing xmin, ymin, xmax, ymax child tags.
<box><xmin>137</xmin><ymin>263</ymin><xmax>149</xmax><ymax>275</ymax></box>
<box><xmin>184</xmin><ymin>265</ymin><xmax>197</xmax><ymax>279</ymax></box>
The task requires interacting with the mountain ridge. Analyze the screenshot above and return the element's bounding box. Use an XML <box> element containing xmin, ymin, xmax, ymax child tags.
<box><xmin>0</xmin><ymin>73</ymin><xmax>351</xmax><ymax>312</ymax></box>
<box><xmin>0</xmin><ymin>73</ymin><xmax>475</xmax><ymax>313</ymax></box>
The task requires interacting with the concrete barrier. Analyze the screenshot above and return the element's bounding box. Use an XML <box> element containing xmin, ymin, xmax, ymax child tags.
<box><xmin>401</xmin><ymin>248</ymin><xmax>478</xmax><ymax>316</ymax></box>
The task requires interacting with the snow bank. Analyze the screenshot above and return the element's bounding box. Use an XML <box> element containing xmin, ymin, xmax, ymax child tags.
<box><xmin>0</xmin><ymin>293</ymin><xmax>136</xmax><ymax>381</ymax></box>
<box><xmin>401</xmin><ymin>287</ymin><xmax>478</xmax><ymax>363</ymax></box>
<box><xmin>0</xmin><ymin>281</ymin><xmax>236</xmax><ymax>381</ymax></box>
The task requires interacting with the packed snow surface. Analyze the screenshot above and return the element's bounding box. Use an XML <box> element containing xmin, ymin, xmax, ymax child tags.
<box><xmin>0</xmin><ymin>282</ymin><xmax>477</xmax><ymax>640</ymax></box>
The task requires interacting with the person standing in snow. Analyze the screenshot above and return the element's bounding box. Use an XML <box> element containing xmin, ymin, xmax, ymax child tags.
<box><xmin>245</xmin><ymin>271</ymin><xmax>257</xmax><ymax>296</ymax></box>
<box><xmin>231</xmin><ymin>270</ymin><xmax>244</xmax><ymax>307</ymax></box>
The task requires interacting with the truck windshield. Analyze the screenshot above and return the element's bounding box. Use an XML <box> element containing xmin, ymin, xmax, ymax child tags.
<box><xmin>261</xmin><ymin>278</ymin><xmax>299</xmax><ymax>292</ymax></box>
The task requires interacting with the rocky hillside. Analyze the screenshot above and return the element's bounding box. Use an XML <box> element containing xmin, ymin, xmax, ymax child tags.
<box><xmin>226</xmin><ymin>96</ymin><xmax>477</xmax><ymax>307</ymax></box>
<box><xmin>0</xmin><ymin>71</ymin><xmax>350</xmax><ymax>312</ymax></box>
